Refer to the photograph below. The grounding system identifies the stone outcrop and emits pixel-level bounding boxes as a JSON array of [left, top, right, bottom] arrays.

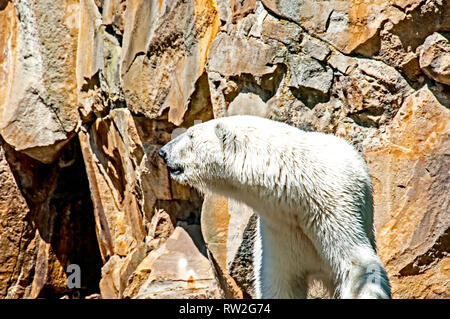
[[0, 0, 448, 299], [365, 88, 450, 298], [0, 0, 80, 164], [0, 138, 102, 298], [127, 227, 222, 299], [419, 32, 450, 85], [120, 0, 220, 125]]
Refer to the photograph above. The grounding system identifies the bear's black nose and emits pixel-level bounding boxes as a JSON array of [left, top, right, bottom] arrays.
[[158, 148, 167, 162]]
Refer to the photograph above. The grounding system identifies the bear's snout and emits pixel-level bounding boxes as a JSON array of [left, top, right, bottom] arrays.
[[158, 146, 184, 176]]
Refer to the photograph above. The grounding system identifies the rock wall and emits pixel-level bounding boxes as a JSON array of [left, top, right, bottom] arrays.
[[0, 0, 448, 298]]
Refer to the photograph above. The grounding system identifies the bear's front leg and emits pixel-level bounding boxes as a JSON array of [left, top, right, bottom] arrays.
[[253, 217, 308, 299]]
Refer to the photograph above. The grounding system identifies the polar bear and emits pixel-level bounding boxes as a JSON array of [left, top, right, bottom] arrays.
[[158, 115, 391, 299]]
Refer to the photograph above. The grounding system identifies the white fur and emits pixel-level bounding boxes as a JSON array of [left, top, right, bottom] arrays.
[[160, 115, 391, 299]]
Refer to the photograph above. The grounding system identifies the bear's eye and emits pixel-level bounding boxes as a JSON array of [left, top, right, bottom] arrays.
[[188, 132, 194, 139]]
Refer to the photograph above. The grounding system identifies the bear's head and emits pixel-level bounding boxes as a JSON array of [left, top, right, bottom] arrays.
[[158, 119, 236, 190]]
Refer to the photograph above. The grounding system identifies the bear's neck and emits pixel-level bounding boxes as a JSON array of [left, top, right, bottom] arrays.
[[205, 147, 310, 215]]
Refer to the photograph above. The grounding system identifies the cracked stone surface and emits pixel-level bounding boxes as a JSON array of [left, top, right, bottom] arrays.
[[0, 0, 448, 299]]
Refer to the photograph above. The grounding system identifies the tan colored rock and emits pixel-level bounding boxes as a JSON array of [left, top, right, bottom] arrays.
[[79, 109, 149, 260], [335, 58, 413, 127], [147, 209, 174, 240], [262, 0, 404, 54], [102, 0, 126, 34], [300, 35, 330, 61], [116, 243, 147, 298], [121, 209, 175, 299], [0, 1, 17, 112], [365, 87, 450, 299], [200, 194, 256, 298], [0, 0, 81, 164], [391, 258, 450, 299], [261, 14, 303, 47], [0, 139, 102, 299], [76, 0, 125, 122], [227, 92, 271, 117], [206, 30, 286, 117], [76, 0, 104, 120], [200, 194, 230, 269], [207, 33, 285, 77], [200, 194, 244, 298], [230, 0, 257, 23], [0, 145, 32, 298], [131, 227, 223, 299], [373, 1, 450, 80], [99, 243, 148, 299], [287, 54, 333, 95], [225, 202, 259, 298], [327, 51, 357, 75], [419, 32, 450, 85], [120, 0, 220, 125], [121, 245, 165, 299], [80, 109, 205, 297], [226, 201, 255, 272], [268, 96, 336, 134], [29, 238, 67, 298], [99, 255, 123, 299], [77, 0, 103, 93], [260, 0, 450, 82]]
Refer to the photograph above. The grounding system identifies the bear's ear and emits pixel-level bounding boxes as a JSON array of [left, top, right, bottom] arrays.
[[214, 122, 234, 145]]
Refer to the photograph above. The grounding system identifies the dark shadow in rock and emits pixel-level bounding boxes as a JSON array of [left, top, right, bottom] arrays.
[[229, 213, 258, 298], [88, 118, 126, 203], [290, 86, 331, 109], [428, 82, 450, 109], [0, 0, 8, 10], [349, 107, 384, 128], [155, 189, 206, 257], [182, 72, 215, 128], [228, 63, 287, 103], [399, 228, 450, 276], [1, 138, 103, 298]]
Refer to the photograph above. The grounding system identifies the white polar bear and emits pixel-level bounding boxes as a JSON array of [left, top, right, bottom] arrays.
[[158, 115, 391, 299]]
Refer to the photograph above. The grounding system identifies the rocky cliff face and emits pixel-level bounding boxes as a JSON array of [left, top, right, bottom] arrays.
[[0, 0, 448, 299]]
